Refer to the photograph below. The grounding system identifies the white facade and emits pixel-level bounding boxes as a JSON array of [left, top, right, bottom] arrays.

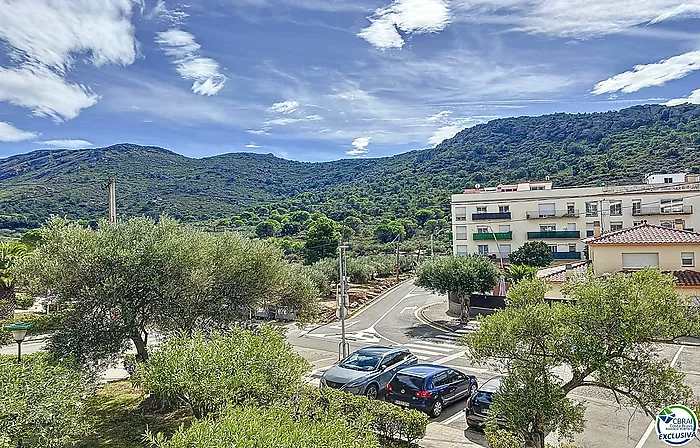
[[645, 173, 687, 184], [451, 177, 700, 263]]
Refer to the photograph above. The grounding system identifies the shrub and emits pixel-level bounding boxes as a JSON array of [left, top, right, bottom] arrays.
[[485, 427, 525, 448], [0, 353, 95, 448], [135, 327, 310, 419], [146, 404, 378, 448], [0, 311, 70, 345], [13, 293, 35, 309]]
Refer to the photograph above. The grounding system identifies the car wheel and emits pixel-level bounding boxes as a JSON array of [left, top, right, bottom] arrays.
[[365, 384, 379, 400], [469, 382, 477, 396], [431, 398, 444, 418]]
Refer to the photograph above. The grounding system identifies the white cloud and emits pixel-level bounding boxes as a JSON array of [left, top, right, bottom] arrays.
[[429, 125, 462, 146], [264, 117, 304, 126], [148, 0, 188, 24], [426, 110, 453, 122], [305, 114, 323, 121], [346, 136, 371, 155], [245, 143, 261, 148], [0, 0, 140, 71], [0, 64, 99, 121], [247, 129, 271, 135], [358, 0, 451, 50], [666, 89, 700, 106], [592, 51, 700, 95], [0, 122, 38, 142], [156, 29, 227, 96], [450, 0, 700, 38], [36, 139, 93, 148], [268, 100, 300, 114]]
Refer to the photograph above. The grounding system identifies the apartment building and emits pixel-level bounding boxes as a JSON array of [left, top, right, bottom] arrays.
[[451, 173, 700, 262]]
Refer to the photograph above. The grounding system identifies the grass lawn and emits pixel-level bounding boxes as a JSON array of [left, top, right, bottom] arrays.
[[76, 381, 193, 448]]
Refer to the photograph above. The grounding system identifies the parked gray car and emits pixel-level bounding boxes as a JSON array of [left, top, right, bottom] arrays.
[[320, 346, 418, 399]]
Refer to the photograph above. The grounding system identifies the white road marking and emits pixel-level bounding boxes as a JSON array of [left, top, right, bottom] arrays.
[[404, 346, 451, 356], [442, 410, 467, 425], [433, 334, 461, 342], [434, 351, 467, 365], [369, 285, 418, 330], [408, 340, 462, 350], [400, 306, 418, 314], [404, 343, 453, 353], [635, 345, 684, 448], [416, 354, 431, 361], [329, 321, 359, 330], [455, 329, 472, 334]]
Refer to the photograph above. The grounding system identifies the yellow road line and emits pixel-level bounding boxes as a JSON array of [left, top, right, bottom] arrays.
[[414, 302, 455, 333]]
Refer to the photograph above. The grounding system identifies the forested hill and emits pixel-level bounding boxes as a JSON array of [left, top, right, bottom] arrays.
[[1, 103, 699, 230]]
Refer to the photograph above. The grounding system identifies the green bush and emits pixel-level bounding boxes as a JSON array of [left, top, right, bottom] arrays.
[[146, 404, 377, 448], [0, 311, 70, 345], [0, 353, 95, 448], [13, 293, 35, 309], [485, 427, 525, 448], [135, 327, 311, 419]]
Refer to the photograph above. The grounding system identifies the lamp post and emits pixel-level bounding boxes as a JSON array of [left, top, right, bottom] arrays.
[[3, 322, 32, 362]]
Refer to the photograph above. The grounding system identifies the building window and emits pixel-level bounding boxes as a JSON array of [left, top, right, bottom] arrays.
[[633, 221, 642, 226], [586, 222, 595, 237], [566, 202, 575, 215], [664, 177, 673, 183], [476, 206, 487, 213], [456, 226, 468, 240], [498, 224, 511, 232], [632, 200, 641, 215], [499, 205, 510, 213], [499, 244, 512, 257], [548, 244, 558, 253], [477, 226, 490, 233], [568, 243, 577, 252], [682, 252, 695, 267], [531, 185, 545, 190], [567, 223, 576, 231], [540, 224, 556, 232], [622, 253, 659, 269], [609, 202, 622, 216], [478, 245, 489, 256], [610, 222, 623, 231], [660, 220, 674, 228], [454, 206, 467, 221], [661, 198, 684, 213], [456, 245, 468, 256], [538, 203, 556, 218], [585, 202, 598, 217]]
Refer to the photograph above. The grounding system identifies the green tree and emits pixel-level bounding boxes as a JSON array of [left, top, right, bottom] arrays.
[[290, 210, 310, 223], [136, 327, 311, 419], [0, 353, 94, 448], [0, 241, 29, 319], [508, 241, 552, 267], [466, 270, 698, 448], [305, 217, 340, 263], [373, 221, 406, 244], [281, 220, 303, 236], [423, 218, 449, 235], [338, 224, 355, 241], [416, 255, 500, 321], [255, 220, 281, 238], [343, 216, 363, 233], [415, 209, 434, 227], [504, 264, 538, 284]]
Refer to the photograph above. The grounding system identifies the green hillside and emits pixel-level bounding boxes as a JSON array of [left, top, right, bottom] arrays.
[[1, 103, 699, 230]]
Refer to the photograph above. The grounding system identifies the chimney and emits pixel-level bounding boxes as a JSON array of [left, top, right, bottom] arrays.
[[565, 263, 574, 279], [675, 219, 684, 230], [593, 221, 601, 237]]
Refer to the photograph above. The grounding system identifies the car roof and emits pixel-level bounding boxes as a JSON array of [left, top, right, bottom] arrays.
[[395, 364, 449, 378], [479, 376, 502, 393], [356, 346, 408, 356]]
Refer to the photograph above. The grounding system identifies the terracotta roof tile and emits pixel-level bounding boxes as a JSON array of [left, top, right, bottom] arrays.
[[537, 261, 589, 283], [673, 270, 700, 287], [583, 223, 700, 245]]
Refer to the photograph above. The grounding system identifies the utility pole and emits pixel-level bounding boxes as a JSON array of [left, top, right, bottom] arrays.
[[105, 177, 117, 223], [430, 233, 434, 259], [337, 244, 349, 360], [395, 236, 401, 284]]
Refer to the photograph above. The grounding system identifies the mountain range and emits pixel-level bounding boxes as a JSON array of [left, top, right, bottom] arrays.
[[1, 104, 699, 230]]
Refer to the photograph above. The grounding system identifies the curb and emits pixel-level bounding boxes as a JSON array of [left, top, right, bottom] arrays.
[[415, 302, 456, 334]]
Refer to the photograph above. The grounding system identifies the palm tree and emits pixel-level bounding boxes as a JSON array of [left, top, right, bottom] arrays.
[[505, 264, 538, 285], [0, 241, 28, 319]]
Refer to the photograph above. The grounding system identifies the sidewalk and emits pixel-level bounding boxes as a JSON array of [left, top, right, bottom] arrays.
[[419, 300, 481, 333], [420, 423, 486, 448]]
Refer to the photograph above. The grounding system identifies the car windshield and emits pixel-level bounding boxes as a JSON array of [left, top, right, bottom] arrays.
[[340, 352, 381, 371]]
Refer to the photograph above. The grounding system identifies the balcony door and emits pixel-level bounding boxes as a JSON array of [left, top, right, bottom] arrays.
[[538, 203, 556, 218]]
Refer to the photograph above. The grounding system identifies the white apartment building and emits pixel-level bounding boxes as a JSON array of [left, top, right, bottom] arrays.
[[451, 174, 700, 263]]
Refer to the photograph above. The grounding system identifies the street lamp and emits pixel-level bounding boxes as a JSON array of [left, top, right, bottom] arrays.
[[3, 322, 32, 362]]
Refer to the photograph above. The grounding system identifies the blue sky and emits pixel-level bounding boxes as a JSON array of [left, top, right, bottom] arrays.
[[0, 0, 699, 161]]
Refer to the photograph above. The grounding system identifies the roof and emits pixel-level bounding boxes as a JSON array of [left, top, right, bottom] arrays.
[[356, 346, 398, 356], [478, 376, 502, 393], [537, 261, 589, 283], [583, 223, 700, 245], [672, 270, 700, 287], [396, 364, 449, 378]]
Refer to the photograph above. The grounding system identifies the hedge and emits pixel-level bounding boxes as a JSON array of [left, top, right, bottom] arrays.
[[0, 311, 70, 345]]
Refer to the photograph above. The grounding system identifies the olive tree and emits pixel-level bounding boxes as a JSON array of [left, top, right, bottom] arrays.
[[508, 241, 552, 268], [416, 255, 500, 321], [0, 241, 29, 319], [465, 269, 698, 448]]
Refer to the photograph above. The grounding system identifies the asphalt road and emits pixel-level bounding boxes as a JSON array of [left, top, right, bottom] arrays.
[[287, 281, 700, 448]]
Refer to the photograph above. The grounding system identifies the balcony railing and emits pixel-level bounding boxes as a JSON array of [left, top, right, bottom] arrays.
[[528, 230, 581, 239], [632, 205, 693, 216], [473, 231, 513, 241], [551, 251, 582, 260], [526, 209, 580, 219], [472, 212, 511, 220]]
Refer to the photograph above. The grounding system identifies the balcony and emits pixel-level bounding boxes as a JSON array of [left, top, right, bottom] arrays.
[[632, 205, 693, 216], [527, 230, 581, 239], [472, 212, 511, 220], [526, 209, 580, 219], [473, 231, 513, 241], [551, 251, 582, 260]]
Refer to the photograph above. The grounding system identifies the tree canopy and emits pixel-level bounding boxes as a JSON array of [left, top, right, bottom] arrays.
[[508, 241, 552, 267], [465, 269, 699, 447]]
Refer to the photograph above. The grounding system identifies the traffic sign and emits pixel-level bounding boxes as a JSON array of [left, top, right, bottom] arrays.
[[336, 307, 348, 319]]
